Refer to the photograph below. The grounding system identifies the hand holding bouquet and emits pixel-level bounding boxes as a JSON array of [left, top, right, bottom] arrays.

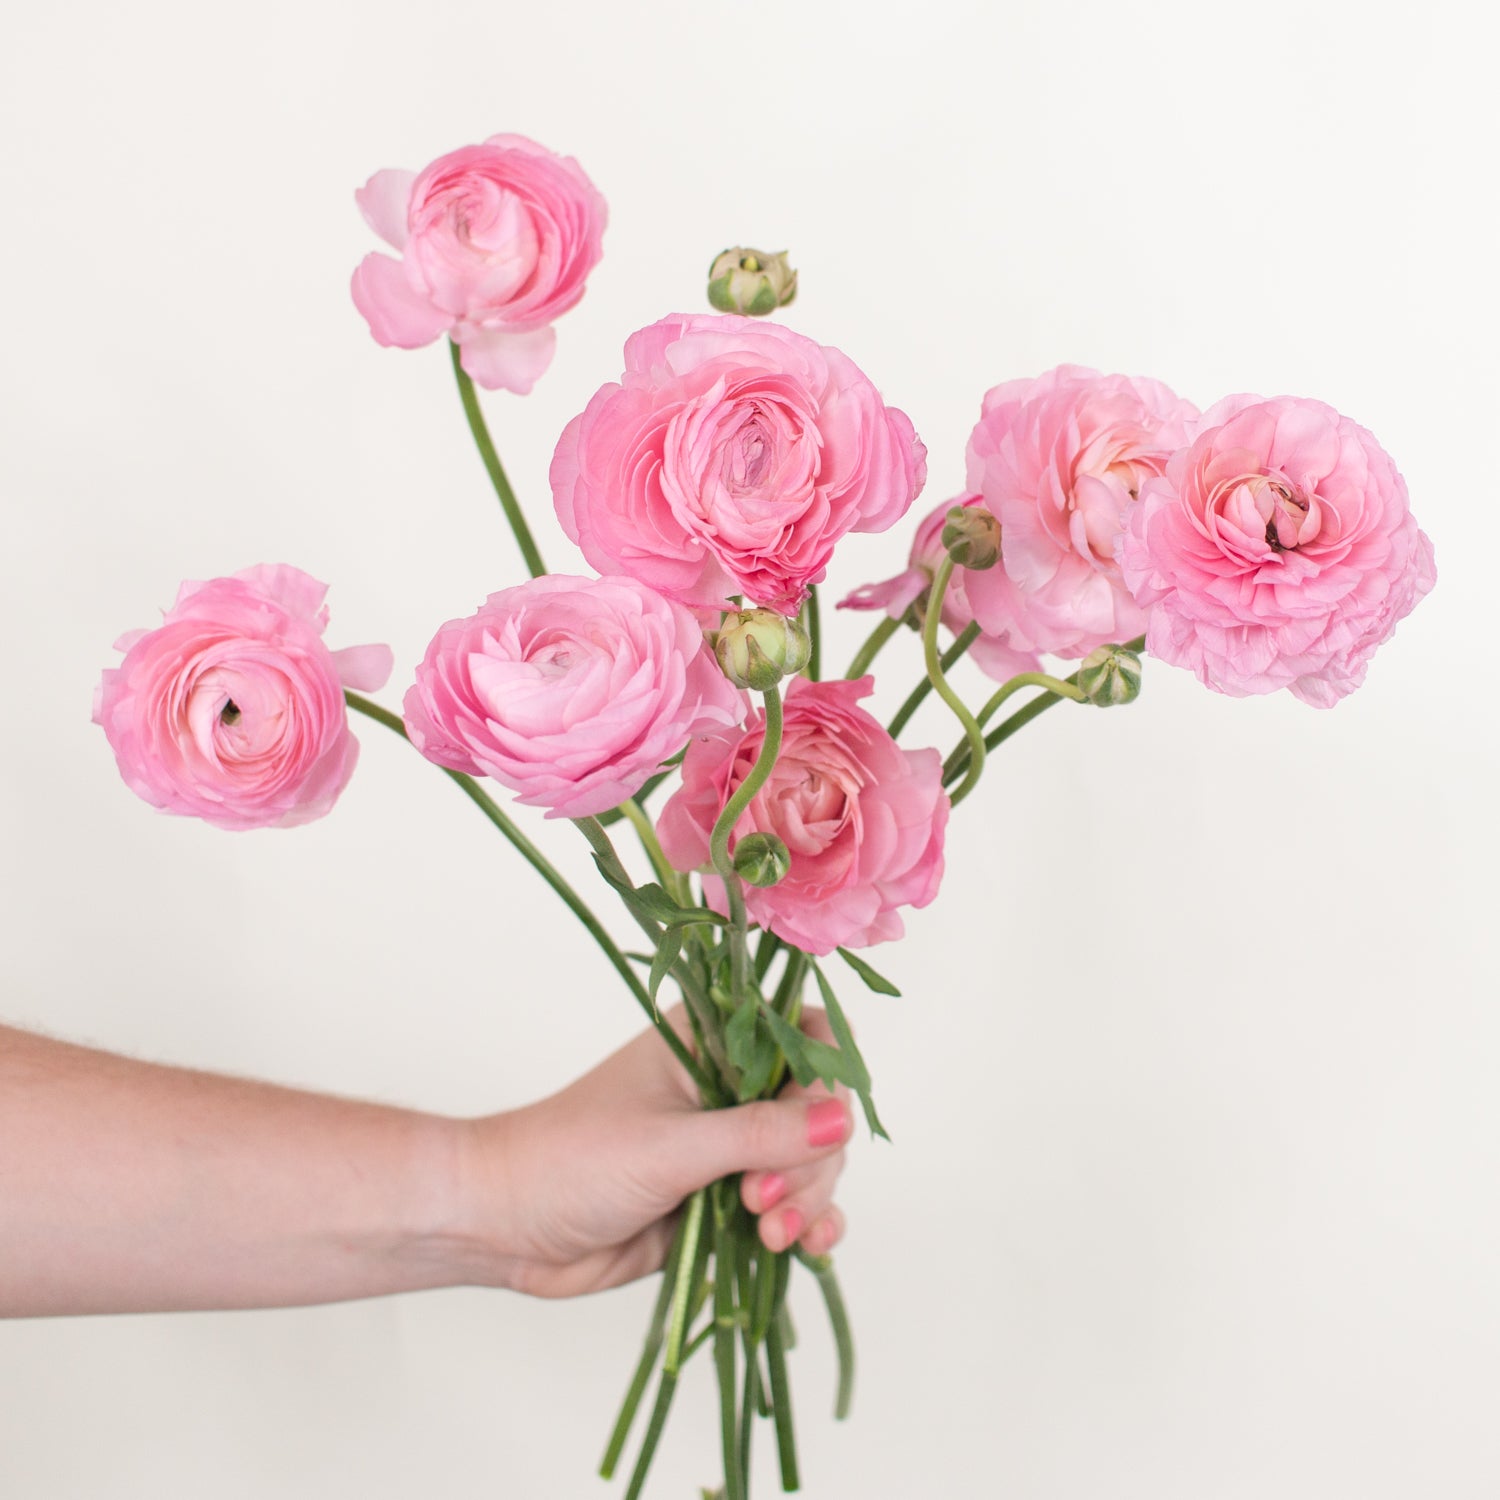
[[96, 131, 1434, 1498]]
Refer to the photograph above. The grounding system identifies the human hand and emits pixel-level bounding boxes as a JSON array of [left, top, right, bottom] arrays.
[[445, 1008, 852, 1298]]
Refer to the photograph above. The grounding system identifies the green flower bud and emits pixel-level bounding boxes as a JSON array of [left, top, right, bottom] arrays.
[[713, 608, 811, 690], [707, 248, 797, 317], [733, 832, 791, 888], [940, 504, 1001, 571], [1077, 644, 1143, 706]]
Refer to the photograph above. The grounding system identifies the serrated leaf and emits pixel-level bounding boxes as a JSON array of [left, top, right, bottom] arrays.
[[811, 964, 889, 1140], [836, 946, 901, 996], [648, 926, 684, 1007]]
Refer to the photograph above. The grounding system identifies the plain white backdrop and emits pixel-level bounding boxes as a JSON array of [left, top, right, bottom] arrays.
[[2, 1, 1496, 1495]]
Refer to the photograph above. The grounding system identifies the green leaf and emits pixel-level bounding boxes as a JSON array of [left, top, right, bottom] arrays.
[[725, 996, 760, 1072], [589, 856, 724, 928], [836, 946, 901, 996], [756, 1001, 863, 1095], [648, 926, 684, 1007], [811, 964, 889, 1140]]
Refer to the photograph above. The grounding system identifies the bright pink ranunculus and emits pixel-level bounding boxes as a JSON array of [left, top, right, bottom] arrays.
[[656, 677, 948, 954], [402, 575, 744, 819], [838, 492, 1044, 682], [965, 364, 1198, 657], [1120, 395, 1435, 706], [94, 565, 393, 831], [551, 313, 927, 615], [351, 134, 606, 394]]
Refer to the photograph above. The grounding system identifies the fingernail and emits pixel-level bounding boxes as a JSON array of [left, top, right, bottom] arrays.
[[758, 1173, 787, 1210], [806, 1098, 848, 1148], [778, 1207, 804, 1247]]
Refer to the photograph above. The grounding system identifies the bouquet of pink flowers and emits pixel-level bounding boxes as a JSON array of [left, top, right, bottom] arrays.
[[94, 132, 1435, 1499]]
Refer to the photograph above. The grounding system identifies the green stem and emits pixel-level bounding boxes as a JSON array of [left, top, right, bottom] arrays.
[[600, 1212, 687, 1479], [844, 614, 901, 680], [765, 1254, 800, 1489], [709, 687, 785, 878], [622, 1369, 679, 1500], [344, 692, 716, 1101], [713, 1187, 745, 1500], [944, 633, 1147, 787], [802, 585, 822, 681], [888, 621, 980, 739], [596, 757, 683, 828], [976, 671, 1087, 728], [617, 797, 683, 899], [922, 559, 987, 808], [795, 1249, 855, 1420], [449, 339, 546, 578], [665, 1190, 709, 1374]]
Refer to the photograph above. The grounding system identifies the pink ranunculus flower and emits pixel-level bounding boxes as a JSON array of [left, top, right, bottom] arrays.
[[838, 492, 1044, 682], [1120, 395, 1436, 706], [965, 364, 1199, 657], [402, 574, 744, 820], [94, 565, 394, 831], [351, 134, 606, 394], [551, 313, 927, 615], [656, 677, 948, 954]]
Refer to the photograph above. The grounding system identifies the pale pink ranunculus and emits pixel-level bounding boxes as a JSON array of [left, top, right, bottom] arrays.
[[94, 565, 393, 831], [551, 313, 927, 615], [402, 574, 744, 819], [351, 134, 606, 394], [965, 364, 1199, 657], [838, 492, 1044, 682], [1120, 395, 1436, 706], [656, 677, 948, 954]]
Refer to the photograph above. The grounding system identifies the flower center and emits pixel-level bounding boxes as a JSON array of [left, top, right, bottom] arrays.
[[219, 698, 241, 725], [1261, 479, 1311, 553]]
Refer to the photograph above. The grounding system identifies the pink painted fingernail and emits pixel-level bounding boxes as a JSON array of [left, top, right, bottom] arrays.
[[779, 1207, 804, 1247], [807, 1098, 848, 1148], [758, 1173, 787, 1210]]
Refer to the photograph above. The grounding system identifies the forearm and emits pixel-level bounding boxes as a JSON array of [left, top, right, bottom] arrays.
[[0, 1024, 472, 1317]]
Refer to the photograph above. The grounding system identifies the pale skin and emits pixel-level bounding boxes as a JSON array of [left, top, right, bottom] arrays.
[[0, 1009, 849, 1317]]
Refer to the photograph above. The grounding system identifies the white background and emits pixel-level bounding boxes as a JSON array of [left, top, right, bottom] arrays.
[[3, 2, 1496, 1496]]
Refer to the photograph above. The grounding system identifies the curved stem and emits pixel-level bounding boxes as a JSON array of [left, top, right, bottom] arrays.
[[344, 692, 716, 1101], [888, 621, 980, 739], [449, 339, 546, 578], [795, 1249, 854, 1420], [709, 688, 785, 878], [976, 671, 1088, 727], [922, 558, 987, 808], [845, 613, 901, 680], [943, 633, 1147, 786]]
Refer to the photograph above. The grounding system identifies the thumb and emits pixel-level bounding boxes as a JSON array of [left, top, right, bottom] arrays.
[[659, 1091, 852, 1200]]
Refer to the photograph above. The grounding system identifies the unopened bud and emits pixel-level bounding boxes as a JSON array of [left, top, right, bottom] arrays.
[[1077, 644, 1143, 706], [940, 504, 1001, 570], [713, 608, 811, 690], [707, 248, 797, 317], [733, 832, 791, 888]]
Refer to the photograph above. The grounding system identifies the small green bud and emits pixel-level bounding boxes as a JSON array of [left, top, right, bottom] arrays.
[[707, 247, 797, 317], [940, 504, 1001, 571], [1077, 644, 1143, 706], [713, 608, 811, 690], [733, 832, 791, 888]]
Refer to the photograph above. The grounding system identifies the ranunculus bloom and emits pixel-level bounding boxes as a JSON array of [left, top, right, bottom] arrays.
[[551, 313, 927, 615], [95, 565, 393, 831], [838, 492, 1044, 682], [351, 134, 606, 394], [656, 677, 948, 954], [965, 364, 1198, 657], [1120, 395, 1436, 706], [402, 574, 744, 819]]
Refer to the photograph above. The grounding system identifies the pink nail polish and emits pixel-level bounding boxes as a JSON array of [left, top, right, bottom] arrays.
[[806, 1098, 848, 1148], [758, 1173, 787, 1210], [779, 1207, 804, 1246]]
